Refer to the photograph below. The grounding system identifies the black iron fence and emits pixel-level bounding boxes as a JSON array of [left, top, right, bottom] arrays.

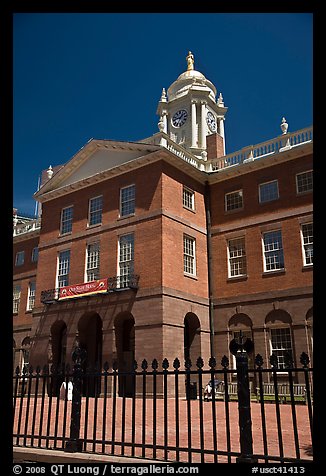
[[13, 344, 313, 464]]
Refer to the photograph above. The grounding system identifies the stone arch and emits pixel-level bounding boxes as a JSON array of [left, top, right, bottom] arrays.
[[114, 312, 135, 397], [184, 312, 201, 364], [78, 312, 103, 396], [228, 313, 255, 368], [265, 309, 292, 326]]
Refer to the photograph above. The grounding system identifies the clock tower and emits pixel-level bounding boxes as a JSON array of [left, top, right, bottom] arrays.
[[156, 52, 228, 159]]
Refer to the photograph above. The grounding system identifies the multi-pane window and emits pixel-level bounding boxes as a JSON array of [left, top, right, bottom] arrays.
[[60, 206, 73, 235], [31, 247, 39, 263], [183, 187, 195, 210], [270, 328, 293, 369], [259, 180, 279, 203], [263, 230, 284, 272], [13, 285, 21, 313], [120, 185, 135, 217], [89, 196, 103, 226], [296, 170, 313, 194], [228, 237, 247, 277], [225, 190, 243, 211], [118, 234, 134, 288], [86, 242, 100, 282], [183, 235, 196, 276], [301, 223, 313, 266], [27, 281, 36, 311], [15, 251, 25, 266], [57, 250, 70, 288]]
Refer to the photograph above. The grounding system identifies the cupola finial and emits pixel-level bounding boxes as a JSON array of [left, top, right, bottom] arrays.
[[186, 51, 194, 71]]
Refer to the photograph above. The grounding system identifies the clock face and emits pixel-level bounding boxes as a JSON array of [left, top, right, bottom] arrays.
[[172, 109, 188, 127], [206, 111, 217, 132]]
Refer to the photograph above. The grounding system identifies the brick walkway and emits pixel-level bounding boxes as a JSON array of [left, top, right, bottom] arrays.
[[13, 396, 313, 464]]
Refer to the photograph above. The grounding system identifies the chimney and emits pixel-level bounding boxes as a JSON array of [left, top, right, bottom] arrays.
[[206, 133, 225, 160]]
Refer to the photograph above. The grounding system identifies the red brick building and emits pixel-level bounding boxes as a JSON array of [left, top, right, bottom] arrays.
[[13, 54, 313, 393]]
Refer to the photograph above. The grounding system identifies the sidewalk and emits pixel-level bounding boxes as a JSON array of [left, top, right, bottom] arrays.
[[13, 447, 167, 464]]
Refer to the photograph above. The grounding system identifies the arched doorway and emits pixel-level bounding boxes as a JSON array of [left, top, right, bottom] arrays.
[[78, 312, 103, 397], [114, 312, 135, 397], [184, 313, 201, 364], [50, 320, 67, 396]]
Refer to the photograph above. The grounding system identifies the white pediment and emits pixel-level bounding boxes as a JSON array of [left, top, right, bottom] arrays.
[[59, 147, 150, 188], [35, 140, 161, 199]]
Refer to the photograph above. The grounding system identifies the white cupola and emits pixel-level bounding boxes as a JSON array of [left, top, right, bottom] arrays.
[[157, 52, 228, 159]]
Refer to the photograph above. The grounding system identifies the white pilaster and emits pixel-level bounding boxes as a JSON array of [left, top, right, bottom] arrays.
[[191, 100, 197, 148], [200, 101, 207, 149], [219, 118, 226, 155]]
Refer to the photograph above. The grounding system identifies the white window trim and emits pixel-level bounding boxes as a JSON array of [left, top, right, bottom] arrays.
[[258, 180, 279, 204], [295, 170, 313, 195], [31, 247, 38, 263], [15, 251, 25, 266], [268, 326, 294, 372], [118, 233, 135, 287], [26, 281, 36, 311], [85, 241, 100, 282], [13, 285, 21, 314], [227, 236, 247, 278], [119, 184, 136, 218], [300, 222, 313, 267], [183, 234, 196, 277], [56, 249, 71, 288], [88, 195, 103, 227], [183, 186, 195, 211], [225, 189, 244, 212], [60, 205, 74, 235], [261, 229, 285, 273]]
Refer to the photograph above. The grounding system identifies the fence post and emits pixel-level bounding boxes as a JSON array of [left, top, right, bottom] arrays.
[[65, 345, 87, 453], [230, 333, 258, 463]]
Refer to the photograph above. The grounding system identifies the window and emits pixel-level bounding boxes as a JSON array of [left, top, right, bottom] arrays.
[[270, 328, 293, 370], [183, 187, 195, 211], [296, 170, 313, 194], [13, 285, 21, 313], [31, 247, 39, 263], [60, 206, 73, 235], [259, 180, 279, 203], [15, 251, 25, 266], [86, 242, 100, 282], [88, 196, 103, 226], [263, 230, 284, 272], [57, 250, 70, 288], [225, 190, 243, 211], [120, 185, 135, 217], [301, 222, 313, 266], [184, 235, 196, 276], [27, 281, 36, 311], [228, 237, 247, 277], [118, 234, 134, 288]]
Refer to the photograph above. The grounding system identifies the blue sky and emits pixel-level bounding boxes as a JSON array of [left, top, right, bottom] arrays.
[[13, 13, 313, 216]]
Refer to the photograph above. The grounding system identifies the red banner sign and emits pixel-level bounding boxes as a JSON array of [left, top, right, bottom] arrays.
[[59, 278, 108, 300]]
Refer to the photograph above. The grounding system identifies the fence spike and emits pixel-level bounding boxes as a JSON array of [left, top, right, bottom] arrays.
[[185, 357, 192, 370], [112, 360, 118, 371], [151, 358, 159, 370], [36, 365, 41, 374], [300, 352, 310, 368], [103, 361, 109, 372], [29, 365, 34, 374], [15, 366, 20, 376], [162, 358, 169, 370], [141, 359, 148, 371], [173, 357, 181, 370], [284, 352, 294, 369], [221, 355, 229, 368], [196, 356, 204, 369], [255, 354, 264, 368], [208, 356, 216, 369]]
